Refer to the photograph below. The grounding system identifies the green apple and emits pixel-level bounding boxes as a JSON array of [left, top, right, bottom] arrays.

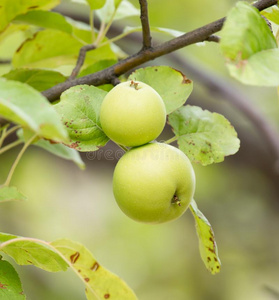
[[100, 80, 166, 147], [113, 142, 196, 224]]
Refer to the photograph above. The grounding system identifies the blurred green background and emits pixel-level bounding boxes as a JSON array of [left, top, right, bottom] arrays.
[[1, 0, 279, 299]]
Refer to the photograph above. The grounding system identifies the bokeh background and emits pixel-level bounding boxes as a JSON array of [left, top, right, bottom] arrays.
[[1, 0, 279, 299]]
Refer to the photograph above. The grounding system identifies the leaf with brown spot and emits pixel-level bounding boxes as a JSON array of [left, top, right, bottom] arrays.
[[128, 66, 193, 114], [51, 239, 138, 300], [0, 260, 26, 299], [168, 105, 240, 165], [70, 252, 80, 264], [91, 262, 100, 271], [0, 0, 60, 32], [55, 85, 109, 152], [190, 200, 221, 275]]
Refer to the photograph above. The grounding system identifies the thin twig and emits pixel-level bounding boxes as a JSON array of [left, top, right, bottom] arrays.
[[68, 44, 96, 80], [139, 0, 152, 49], [0, 140, 22, 155], [164, 136, 178, 145], [42, 0, 277, 101], [0, 126, 7, 148], [0, 59, 11, 64], [4, 135, 37, 187]]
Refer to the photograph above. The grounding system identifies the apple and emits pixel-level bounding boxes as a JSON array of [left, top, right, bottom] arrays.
[[113, 142, 196, 224], [100, 80, 166, 147]]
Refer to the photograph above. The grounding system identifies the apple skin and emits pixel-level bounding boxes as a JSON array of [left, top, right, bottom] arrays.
[[113, 142, 196, 224], [100, 81, 166, 147]]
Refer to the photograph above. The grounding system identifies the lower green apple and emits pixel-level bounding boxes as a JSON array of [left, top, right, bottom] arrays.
[[113, 142, 196, 224]]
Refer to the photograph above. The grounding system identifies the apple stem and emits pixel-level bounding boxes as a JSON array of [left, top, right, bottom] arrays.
[[172, 195, 181, 206], [117, 143, 129, 152], [164, 136, 178, 145], [130, 80, 140, 90]]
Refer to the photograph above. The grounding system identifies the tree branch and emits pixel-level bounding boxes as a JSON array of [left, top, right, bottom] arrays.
[[139, 0, 152, 49], [42, 0, 277, 102], [68, 44, 96, 80]]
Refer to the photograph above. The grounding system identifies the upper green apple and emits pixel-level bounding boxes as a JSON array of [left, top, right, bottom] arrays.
[[100, 80, 166, 147], [113, 142, 196, 224]]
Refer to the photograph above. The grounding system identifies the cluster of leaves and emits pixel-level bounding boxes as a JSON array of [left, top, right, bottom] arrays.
[[0, 0, 278, 298]]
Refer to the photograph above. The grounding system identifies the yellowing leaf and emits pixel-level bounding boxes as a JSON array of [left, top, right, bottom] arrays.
[[0, 186, 27, 203], [190, 200, 221, 275], [0, 0, 60, 32], [12, 29, 116, 74], [12, 29, 84, 69], [51, 239, 138, 300], [0, 233, 68, 272]]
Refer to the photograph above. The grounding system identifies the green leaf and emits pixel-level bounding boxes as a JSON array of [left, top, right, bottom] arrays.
[[220, 2, 276, 61], [14, 10, 73, 34], [0, 186, 27, 203], [262, 7, 279, 25], [0, 24, 33, 65], [0, 260, 26, 299], [3, 68, 66, 92], [168, 105, 240, 166], [0, 78, 68, 143], [227, 48, 279, 86], [114, 0, 139, 21], [51, 238, 138, 300], [12, 29, 83, 69], [220, 2, 279, 86], [66, 18, 92, 43], [96, 0, 116, 23], [12, 29, 116, 74], [0, 24, 30, 45], [34, 140, 86, 169], [0, 233, 68, 272], [0, 0, 60, 32], [54, 85, 109, 152], [96, 0, 139, 23], [86, 0, 106, 10], [128, 66, 193, 114], [190, 200, 221, 275]]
